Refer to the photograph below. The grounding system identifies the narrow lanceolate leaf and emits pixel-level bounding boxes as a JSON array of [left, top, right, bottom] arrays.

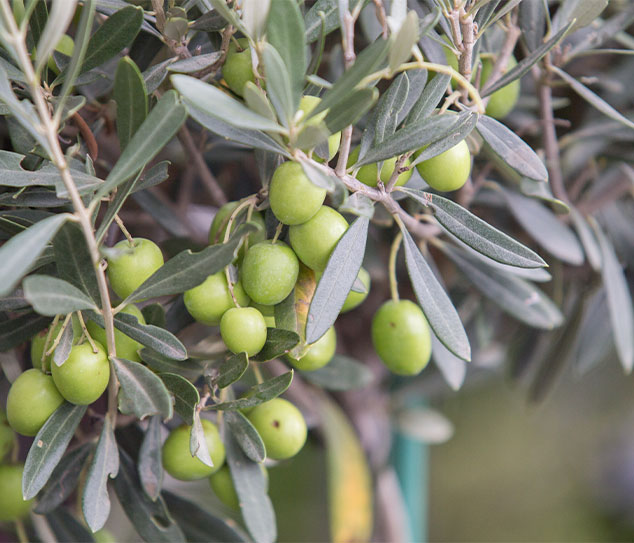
[[409, 112, 477, 165], [389, 10, 419, 73], [167, 52, 222, 73], [593, 221, 634, 372], [112, 357, 173, 420], [500, 188, 584, 266], [251, 328, 301, 362], [304, 0, 365, 42], [400, 228, 471, 362], [95, 90, 186, 200], [357, 113, 460, 166], [299, 158, 336, 191], [54, 222, 100, 302], [226, 432, 276, 543], [311, 38, 389, 118], [114, 57, 148, 150], [477, 115, 548, 182], [482, 22, 573, 97], [306, 217, 369, 344], [301, 355, 373, 391], [82, 415, 120, 532], [0, 313, 50, 351], [404, 73, 451, 126], [138, 415, 163, 501], [401, 188, 547, 268], [113, 450, 185, 543], [164, 491, 250, 543], [319, 394, 372, 543], [160, 373, 199, 425], [190, 411, 213, 467], [33, 443, 93, 514], [0, 213, 70, 297], [23, 275, 97, 316], [52, 321, 74, 367], [113, 313, 187, 361], [225, 411, 266, 463], [81, 5, 143, 73], [46, 508, 97, 543], [570, 207, 601, 271], [211, 372, 294, 411], [23, 403, 87, 499], [267, 0, 306, 108], [552, 66, 634, 131], [261, 43, 295, 127], [430, 332, 466, 391], [324, 87, 378, 134], [171, 75, 286, 133], [443, 244, 564, 329], [125, 225, 255, 302], [211, 352, 250, 389]]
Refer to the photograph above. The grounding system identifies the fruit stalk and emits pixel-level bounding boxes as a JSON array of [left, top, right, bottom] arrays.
[[0, 1, 119, 416]]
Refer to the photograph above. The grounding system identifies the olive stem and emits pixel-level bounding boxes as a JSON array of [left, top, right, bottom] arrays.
[[113, 214, 134, 245], [15, 519, 28, 543], [0, 1, 119, 420], [77, 311, 99, 354], [271, 222, 283, 244], [388, 231, 403, 303]]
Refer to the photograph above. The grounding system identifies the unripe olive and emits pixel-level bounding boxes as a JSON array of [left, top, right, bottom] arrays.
[[348, 146, 413, 188], [208, 201, 266, 247], [162, 420, 225, 480], [371, 300, 432, 375], [415, 139, 471, 192], [107, 237, 164, 300], [86, 304, 145, 362], [220, 307, 267, 356], [222, 38, 255, 97], [289, 206, 348, 272], [287, 326, 336, 371], [51, 342, 110, 405], [0, 410, 15, 463], [297, 95, 342, 160], [480, 55, 520, 119], [341, 267, 371, 313], [246, 398, 307, 460], [184, 272, 250, 326], [241, 241, 299, 305], [7, 369, 64, 436], [0, 464, 33, 521], [268, 161, 326, 225], [209, 465, 239, 510]]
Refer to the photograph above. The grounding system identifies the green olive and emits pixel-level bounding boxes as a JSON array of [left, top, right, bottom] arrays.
[[246, 398, 307, 460], [86, 304, 145, 362], [415, 139, 471, 192], [209, 465, 239, 510], [341, 267, 371, 313], [47, 34, 74, 74], [241, 241, 299, 305], [297, 95, 341, 160], [268, 161, 326, 225], [0, 464, 33, 521], [0, 409, 15, 463], [287, 326, 336, 371], [51, 342, 110, 405], [371, 300, 432, 375], [208, 201, 266, 247], [348, 146, 413, 188], [250, 302, 276, 327], [162, 420, 225, 480], [184, 272, 250, 326], [289, 206, 348, 272], [220, 307, 267, 356], [480, 55, 520, 119], [7, 369, 64, 436], [222, 38, 255, 97], [107, 237, 164, 300]]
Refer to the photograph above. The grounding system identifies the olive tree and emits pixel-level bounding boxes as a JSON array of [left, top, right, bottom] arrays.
[[0, 0, 632, 542]]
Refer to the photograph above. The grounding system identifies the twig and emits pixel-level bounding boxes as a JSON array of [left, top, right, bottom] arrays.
[[72, 111, 98, 161], [371, 0, 389, 39], [178, 125, 228, 206], [537, 54, 568, 202]]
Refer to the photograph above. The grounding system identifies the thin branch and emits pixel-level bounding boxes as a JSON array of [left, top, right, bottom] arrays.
[[178, 125, 228, 206]]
